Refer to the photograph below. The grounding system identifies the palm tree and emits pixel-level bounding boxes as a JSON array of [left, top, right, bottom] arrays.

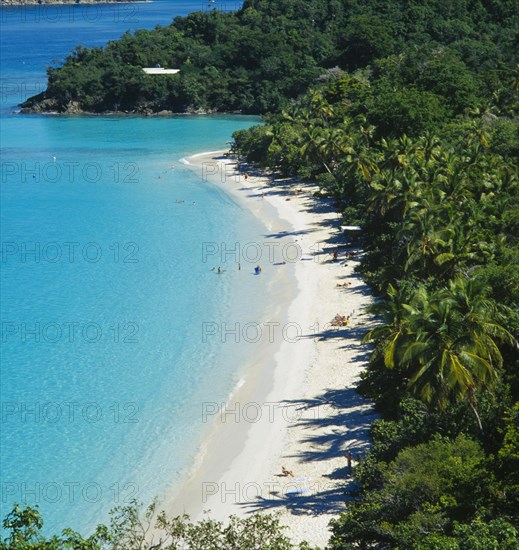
[[399, 205, 453, 277], [318, 126, 350, 172], [362, 283, 414, 369], [364, 280, 514, 430], [307, 89, 335, 126], [300, 126, 332, 173]]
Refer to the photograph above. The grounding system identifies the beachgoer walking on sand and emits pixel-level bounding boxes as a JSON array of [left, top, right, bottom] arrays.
[[244, 173, 249, 180], [238, 262, 241, 270]]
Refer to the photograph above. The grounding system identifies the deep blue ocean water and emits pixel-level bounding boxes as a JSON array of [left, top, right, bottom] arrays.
[[0, 0, 270, 535]]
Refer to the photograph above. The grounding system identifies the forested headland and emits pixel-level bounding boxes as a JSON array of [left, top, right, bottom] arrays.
[[21, 0, 518, 115], [8, 0, 519, 548]]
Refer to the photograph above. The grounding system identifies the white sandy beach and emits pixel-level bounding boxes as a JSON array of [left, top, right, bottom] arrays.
[[163, 152, 377, 548]]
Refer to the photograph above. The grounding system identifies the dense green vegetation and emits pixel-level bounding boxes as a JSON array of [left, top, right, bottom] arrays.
[[232, 81, 518, 546], [23, 0, 518, 114], [230, 1, 518, 546], [0, 501, 305, 549], [10, 0, 519, 548]]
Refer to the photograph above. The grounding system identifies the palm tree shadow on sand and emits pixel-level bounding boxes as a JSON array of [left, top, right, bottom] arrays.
[[217, 157, 378, 517], [236, 386, 376, 517]]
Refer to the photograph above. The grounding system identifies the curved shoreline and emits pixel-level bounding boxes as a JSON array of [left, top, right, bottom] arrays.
[[16, 109, 245, 117], [160, 150, 298, 516], [162, 151, 377, 548]]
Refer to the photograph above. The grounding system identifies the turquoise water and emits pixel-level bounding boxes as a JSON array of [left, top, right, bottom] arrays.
[[0, 0, 242, 118], [0, 1, 270, 536]]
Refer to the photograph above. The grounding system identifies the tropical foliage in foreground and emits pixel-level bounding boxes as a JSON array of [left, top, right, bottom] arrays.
[[1, 502, 305, 549]]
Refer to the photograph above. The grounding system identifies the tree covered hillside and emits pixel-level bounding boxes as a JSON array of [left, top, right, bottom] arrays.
[[228, 1, 518, 546], [22, 0, 518, 114]]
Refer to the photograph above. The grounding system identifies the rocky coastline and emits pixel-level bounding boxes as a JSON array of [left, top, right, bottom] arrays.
[[19, 94, 231, 116]]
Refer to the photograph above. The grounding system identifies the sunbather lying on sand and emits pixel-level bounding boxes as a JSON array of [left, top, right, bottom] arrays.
[[331, 314, 350, 327], [336, 282, 351, 288], [281, 466, 294, 477]]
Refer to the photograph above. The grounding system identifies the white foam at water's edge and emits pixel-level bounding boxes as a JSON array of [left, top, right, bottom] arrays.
[[180, 150, 230, 166], [188, 149, 227, 159], [226, 377, 246, 405]]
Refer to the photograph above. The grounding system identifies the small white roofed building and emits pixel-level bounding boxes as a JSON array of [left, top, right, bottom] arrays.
[[340, 225, 363, 233], [142, 68, 180, 75]]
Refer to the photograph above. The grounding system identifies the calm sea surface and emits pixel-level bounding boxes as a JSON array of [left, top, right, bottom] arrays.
[[0, 0, 271, 535]]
